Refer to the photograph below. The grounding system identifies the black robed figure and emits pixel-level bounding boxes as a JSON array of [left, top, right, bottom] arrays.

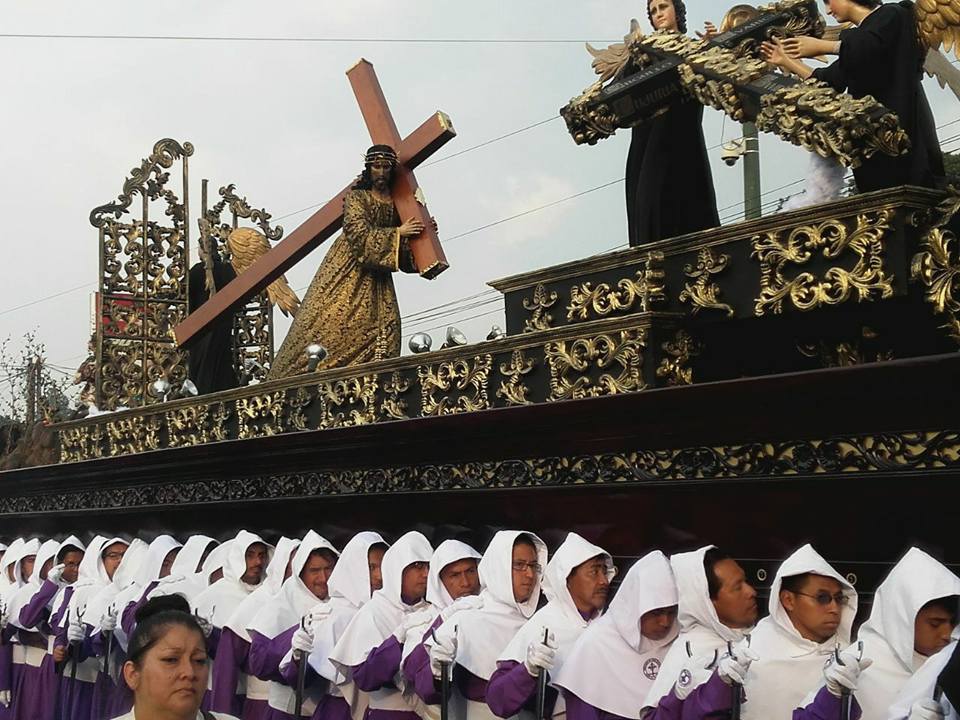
[[625, 0, 720, 247], [763, 0, 945, 193], [187, 239, 239, 395]]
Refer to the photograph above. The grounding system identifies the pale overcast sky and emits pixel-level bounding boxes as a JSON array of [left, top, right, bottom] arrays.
[[2, 1, 958, 389]]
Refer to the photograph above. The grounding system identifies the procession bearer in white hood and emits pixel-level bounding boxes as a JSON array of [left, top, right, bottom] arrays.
[[330, 531, 434, 720], [423, 530, 548, 720], [850, 548, 960, 720], [554, 550, 679, 720], [685, 543, 864, 719], [486, 532, 614, 720], [401, 539, 483, 720], [641, 546, 758, 720]]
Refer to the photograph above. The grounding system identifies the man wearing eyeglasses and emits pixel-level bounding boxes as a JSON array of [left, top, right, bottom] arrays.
[[424, 530, 549, 720], [487, 533, 614, 720], [722, 544, 864, 720]]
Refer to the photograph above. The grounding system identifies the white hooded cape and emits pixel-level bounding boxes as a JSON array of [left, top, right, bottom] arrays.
[[9, 537, 76, 631], [309, 531, 388, 682], [855, 548, 960, 720], [226, 536, 300, 643], [0, 539, 32, 607], [113, 534, 182, 651], [401, 539, 482, 662], [427, 530, 548, 682], [149, 534, 218, 603], [498, 531, 613, 716], [193, 531, 272, 628], [83, 538, 148, 634], [887, 639, 958, 720], [331, 531, 432, 714], [0, 539, 25, 597], [741, 544, 858, 720], [248, 531, 339, 716], [642, 546, 750, 711], [554, 550, 679, 720]]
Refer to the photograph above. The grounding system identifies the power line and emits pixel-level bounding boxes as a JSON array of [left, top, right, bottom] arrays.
[[0, 282, 94, 318], [422, 117, 562, 168], [0, 32, 613, 45]]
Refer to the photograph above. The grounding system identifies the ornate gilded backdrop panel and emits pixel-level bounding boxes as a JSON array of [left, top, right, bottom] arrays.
[[202, 183, 282, 382], [90, 139, 193, 410]]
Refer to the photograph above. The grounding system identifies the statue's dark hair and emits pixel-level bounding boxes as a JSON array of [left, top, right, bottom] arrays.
[[128, 594, 206, 667], [352, 144, 397, 191], [648, 0, 688, 34]]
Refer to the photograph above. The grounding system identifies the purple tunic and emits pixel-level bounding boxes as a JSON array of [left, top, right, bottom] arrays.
[[12, 580, 62, 720], [644, 687, 685, 720], [53, 590, 97, 720], [562, 690, 633, 720], [676, 672, 739, 720], [792, 686, 862, 720], [211, 628, 248, 717], [400, 621, 487, 707], [487, 660, 548, 719], [120, 580, 159, 638], [0, 628, 14, 720], [351, 636, 418, 720]]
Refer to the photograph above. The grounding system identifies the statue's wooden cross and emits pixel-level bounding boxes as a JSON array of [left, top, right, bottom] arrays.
[[174, 59, 455, 348]]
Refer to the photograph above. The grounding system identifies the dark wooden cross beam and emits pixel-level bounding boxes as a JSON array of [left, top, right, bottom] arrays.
[[174, 59, 455, 348]]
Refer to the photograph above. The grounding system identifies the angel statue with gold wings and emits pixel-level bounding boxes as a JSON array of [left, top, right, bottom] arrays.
[[761, 0, 959, 194]]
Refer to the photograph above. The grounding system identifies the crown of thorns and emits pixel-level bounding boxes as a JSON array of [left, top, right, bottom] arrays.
[[364, 147, 398, 164]]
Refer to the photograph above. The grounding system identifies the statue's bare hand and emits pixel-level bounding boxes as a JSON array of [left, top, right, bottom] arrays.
[[780, 36, 832, 59], [399, 218, 425, 238], [696, 22, 718, 40]]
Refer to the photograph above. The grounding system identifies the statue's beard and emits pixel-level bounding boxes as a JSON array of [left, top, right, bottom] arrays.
[[373, 177, 390, 192]]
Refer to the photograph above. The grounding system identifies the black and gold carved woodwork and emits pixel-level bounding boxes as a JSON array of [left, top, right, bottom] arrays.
[[912, 189, 960, 345], [523, 284, 559, 333], [418, 355, 493, 416], [656, 330, 701, 386], [318, 377, 380, 429], [752, 209, 895, 316], [567, 252, 666, 322], [497, 350, 537, 406], [382, 372, 413, 420], [679, 247, 734, 317], [545, 329, 647, 401], [16, 429, 960, 514]]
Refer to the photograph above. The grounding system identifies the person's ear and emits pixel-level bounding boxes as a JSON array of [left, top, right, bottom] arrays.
[[122, 661, 141, 691], [780, 591, 797, 613]]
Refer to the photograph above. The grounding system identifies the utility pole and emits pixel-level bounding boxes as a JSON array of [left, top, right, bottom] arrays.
[[742, 121, 762, 221]]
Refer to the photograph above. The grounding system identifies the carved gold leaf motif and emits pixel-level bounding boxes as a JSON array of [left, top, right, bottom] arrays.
[[752, 209, 895, 316], [679, 247, 734, 317], [567, 252, 666, 322], [522, 284, 559, 332], [545, 329, 647, 401], [497, 350, 536, 406], [419, 355, 493, 416]]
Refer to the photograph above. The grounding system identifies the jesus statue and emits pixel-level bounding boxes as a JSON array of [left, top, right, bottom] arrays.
[[269, 145, 428, 378]]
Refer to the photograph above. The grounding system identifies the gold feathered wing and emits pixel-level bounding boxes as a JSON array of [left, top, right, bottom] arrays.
[[227, 227, 301, 317], [916, 0, 960, 57], [586, 19, 644, 83], [924, 47, 960, 99]]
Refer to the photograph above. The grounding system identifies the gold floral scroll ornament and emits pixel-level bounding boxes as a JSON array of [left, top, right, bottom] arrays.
[[523, 284, 559, 332], [545, 329, 647, 401], [752, 209, 895, 316], [418, 355, 493, 416], [497, 350, 536, 406], [567, 252, 666, 322], [912, 189, 960, 344], [679, 247, 735, 317], [656, 330, 701, 386]]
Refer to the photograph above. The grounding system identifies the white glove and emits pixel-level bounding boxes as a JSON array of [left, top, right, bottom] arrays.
[[48, 564, 68, 587], [309, 603, 333, 625], [67, 622, 86, 644], [718, 644, 759, 686], [440, 594, 483, 621], [0, 690, 9, 707], [824, 648, 873, 698], [429, 629, 457, 679], [675, 652, 718, 700], [523, 631, 557, 677], [0, 604, 9, 629], [194, 614, 214, 638], [292, 623, 314, 655], [394, 608, 436, 644], [100, 609, 117, 634], [908, 699, 946, 720]]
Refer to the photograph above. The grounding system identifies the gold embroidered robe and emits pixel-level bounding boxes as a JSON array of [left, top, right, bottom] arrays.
[[269, 190, 416, 378]]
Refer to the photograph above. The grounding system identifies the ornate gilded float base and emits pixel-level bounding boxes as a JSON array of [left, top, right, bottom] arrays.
[[14, 430, 960, 514]]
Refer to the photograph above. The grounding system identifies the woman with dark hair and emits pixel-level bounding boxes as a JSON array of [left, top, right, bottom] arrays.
[[761, 0, 944, 193], [115, 594, 239, 720], [625, 0, 720, 246]]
